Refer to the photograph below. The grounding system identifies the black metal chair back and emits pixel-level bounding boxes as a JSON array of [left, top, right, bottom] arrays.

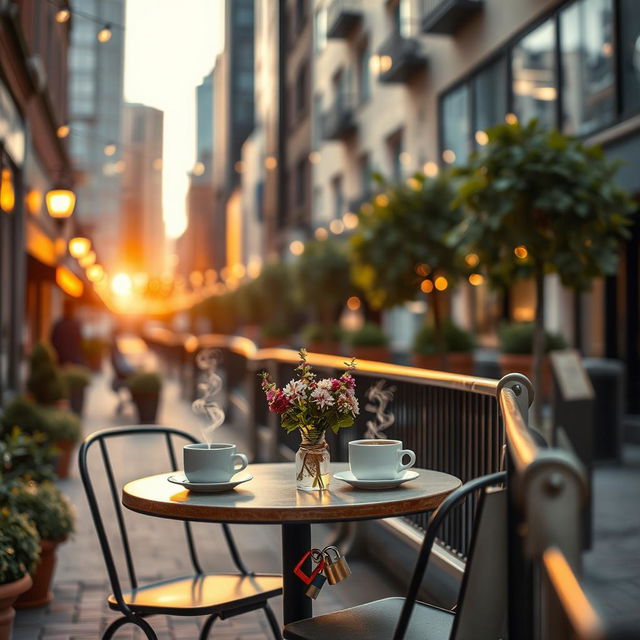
[[78, 425, 251, 616]]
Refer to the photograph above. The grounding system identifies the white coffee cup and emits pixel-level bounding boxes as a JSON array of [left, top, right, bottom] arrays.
[[183, 443, 248, 483], [348, 439, 416, 480]]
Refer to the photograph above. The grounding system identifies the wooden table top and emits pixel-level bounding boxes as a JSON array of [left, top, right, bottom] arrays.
[[122, 463, 461, 524]]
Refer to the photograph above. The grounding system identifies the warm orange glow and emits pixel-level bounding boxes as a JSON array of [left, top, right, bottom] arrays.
[[360, 202, 374, 216], [104, 143, 116, 156], [289, 240, 305, 256], [234, 160, 244, 173], [55, 238, 66, 256], [226, 191, 243, 275], [465, 253, 480, 267], [26, 222, 56, 266], [343, 212, 358, 229], [399, 151, 412, 166], [79, 251, 96, 267], [111, 273, 132, 296], [247, 259, 261, 278], [192, 161, 205, 176], [25, 189, 42, 215], [347, 296, 361, 311], [56, 267, 83, 298], [423, 161, 438, 177], [308, 151, 320, 164], [231, 263, 246, 279], [406, 177, 421, 191], [97, 25, 112, 42], [415, 264, 429, 277], [190, 270, 204, 287], [380, 55, 392, 72], [329, 219, 344, 235], [185, 335, 199, 353], [205, 268, 218, 283], [46, 188, 76, 218], [132, 272, 149, 290], [86, 264, 105, 282], [442, 149, 456, 164], [514, 245, 528, 259], [68, 237, 91, 258], [505, 113, 518, 125], [420, 279, 434, 294], [265, 156, 278, 170], [374, 194, 389, 207], [532, 86, 557, 101], [513, 306, 535, 322], [57, 124, 70, 138], [314, 227, 328, 240], [1, 169, 15, 212], [55, 8, 70, 23], [434, 276, 449, 291], [475, 130, 489, 146], [469, 273, 484, 286], [152, 157, 163, 171]]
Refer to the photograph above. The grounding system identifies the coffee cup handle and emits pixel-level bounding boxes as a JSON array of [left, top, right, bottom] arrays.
[[232, 453, 248, 473], [398, 449, 416, 472]]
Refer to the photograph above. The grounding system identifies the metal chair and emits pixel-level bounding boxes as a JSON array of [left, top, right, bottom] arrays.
[[78, 425, 283, 640], [284, 471, 507, 640]]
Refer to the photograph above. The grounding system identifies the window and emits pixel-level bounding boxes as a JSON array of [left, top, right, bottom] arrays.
[[512, 20, 557, 128], [441, 85, 470, 165], [358, 42, 371, 103], [620, 0, 640, 115], [387, 130, 403, 180], [332, 175, 344, 218], [473, 56, 507, 136], [314, 7, 327, 53], [560, 0, 615, 135]]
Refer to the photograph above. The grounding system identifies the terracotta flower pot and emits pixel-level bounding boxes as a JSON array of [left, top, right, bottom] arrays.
[[54, 439, 75, 479], [131, 391, 160, 424], [351, 346, 391, 362], [412, 352, 474, 376], [68, 386, 86, 416], [0, 574, 32, 639], [499, 353, 552, 397], [15, 540, 61, 609]]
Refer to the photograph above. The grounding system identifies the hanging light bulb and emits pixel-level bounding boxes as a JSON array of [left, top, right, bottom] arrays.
[[55, 8, 71, 23], [97, 24, 112, 43], [69, 237, 91, 258], [104, 143, 116, 156], [46, 187, 76, 218]]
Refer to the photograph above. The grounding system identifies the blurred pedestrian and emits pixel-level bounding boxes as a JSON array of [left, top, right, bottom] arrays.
[[51, 299, 85, 365]]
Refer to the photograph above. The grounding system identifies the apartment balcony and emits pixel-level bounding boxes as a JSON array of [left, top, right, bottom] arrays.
[[326, 0, 363, 39], [421, 0, 484, 35], [322, 98, 358, 141], [376, 32, 427, 84]]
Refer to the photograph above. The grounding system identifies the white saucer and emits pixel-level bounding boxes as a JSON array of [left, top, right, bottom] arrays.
[[167, 472, 253, 492], [332, 470, 419, 490]]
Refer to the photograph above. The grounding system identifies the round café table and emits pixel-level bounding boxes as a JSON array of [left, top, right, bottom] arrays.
[[122, 462, 460, 625]]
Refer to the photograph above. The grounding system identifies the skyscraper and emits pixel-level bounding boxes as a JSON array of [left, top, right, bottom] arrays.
[[68, 0, 125, 271]]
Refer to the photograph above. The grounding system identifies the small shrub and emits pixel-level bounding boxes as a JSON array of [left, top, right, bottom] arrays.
[[498, 323, 567, 355], [344, 323, 388, 348], [27, 343, 68, 405], [0, 509, 40, 584], [126, 371, 162, 394], [10, 481, 75, 543], [1, 397, 81, 443], [62, 364, 91, 389], [0, 427, 58, 483], [413, 321, 475, 355]]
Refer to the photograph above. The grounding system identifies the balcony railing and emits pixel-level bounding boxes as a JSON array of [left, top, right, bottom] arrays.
[[327, 0, 363, 39], [376, 31, 428, 84], [321, 97, 358, 141], [421, 0, 484, 35]]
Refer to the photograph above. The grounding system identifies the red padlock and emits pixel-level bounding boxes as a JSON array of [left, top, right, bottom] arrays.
[[293, 549, 325, 585]]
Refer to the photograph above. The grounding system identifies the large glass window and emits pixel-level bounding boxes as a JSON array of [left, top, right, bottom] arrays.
[[561, 0, 615, 135], [473, 56, 507, 136], [512, 20, 557, 128], [441, 84, 470, 165], [620, 0, 640, 115]]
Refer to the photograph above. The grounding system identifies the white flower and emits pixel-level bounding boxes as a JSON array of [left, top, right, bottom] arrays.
[[316, 378, 333, 391], [311, 387, 335, 410], [337, 390, 359, 415], [284, 380, 307, 399]]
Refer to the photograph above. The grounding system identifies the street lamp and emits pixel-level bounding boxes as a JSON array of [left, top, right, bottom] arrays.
[[46, 187, 76, 219], [69, 237, 91, 258]]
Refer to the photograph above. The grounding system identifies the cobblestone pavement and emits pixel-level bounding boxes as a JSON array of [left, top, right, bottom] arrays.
[[14, 367, 397, 639]]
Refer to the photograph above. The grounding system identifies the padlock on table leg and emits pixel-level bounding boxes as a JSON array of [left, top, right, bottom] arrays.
[[304, 571, 327, 599], [322, 545, 351, 585]]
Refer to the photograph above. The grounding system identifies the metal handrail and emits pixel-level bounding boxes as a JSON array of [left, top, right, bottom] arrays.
[[500, 387, 538, 472]]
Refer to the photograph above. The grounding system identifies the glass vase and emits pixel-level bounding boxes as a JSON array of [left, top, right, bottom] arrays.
[[295, 430, 330, 491]]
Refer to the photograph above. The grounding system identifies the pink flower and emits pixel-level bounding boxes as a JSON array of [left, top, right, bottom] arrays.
[[269, 390, 291, 414], [342, 374, 355, 389]]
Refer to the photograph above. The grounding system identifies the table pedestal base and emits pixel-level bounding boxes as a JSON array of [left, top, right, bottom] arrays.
[[281, 523, 312, 625]]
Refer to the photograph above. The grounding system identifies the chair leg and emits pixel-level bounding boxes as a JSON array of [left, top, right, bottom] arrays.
[[198, 613, 218, 640], [262, 603, 282, 640], [102, 615, 158, 640]]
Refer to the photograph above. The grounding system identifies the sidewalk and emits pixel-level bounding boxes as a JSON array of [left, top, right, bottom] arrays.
[[13, 367, 398, 639]]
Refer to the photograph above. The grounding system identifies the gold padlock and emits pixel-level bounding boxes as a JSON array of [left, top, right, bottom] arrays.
[[322, 546, 351, 585]]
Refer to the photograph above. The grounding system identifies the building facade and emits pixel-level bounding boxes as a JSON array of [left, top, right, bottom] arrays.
[[120, 103, 164, 276], [68, 0, 125, 272]]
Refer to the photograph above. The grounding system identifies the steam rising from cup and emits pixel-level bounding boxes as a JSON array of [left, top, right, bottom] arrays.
[[192, 349, 225, 447]]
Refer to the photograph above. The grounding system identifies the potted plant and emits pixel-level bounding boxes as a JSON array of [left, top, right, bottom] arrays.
[[126, 371, 162, 423], [10, 481, 74, 609], [0, 427, 58, 484], [345, 322, 390, 362], [302, 323, 343, 356], [81, 337, 107, 372], [26, 343, 68, 407], [1, 397, 81, 479], [350, 172, 468, 369], [498, 323, 567, 396], [62, 364, 91, 416], [455, 120, 633, 424], [413, 321, 475, 375], [0, 510, 40, 640]]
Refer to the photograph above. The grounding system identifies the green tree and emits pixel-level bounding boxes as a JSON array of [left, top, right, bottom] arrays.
[[349, 172, 467, 365], [455, 120, 634, 424]]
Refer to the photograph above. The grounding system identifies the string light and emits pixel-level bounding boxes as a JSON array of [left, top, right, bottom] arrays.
[[97, 24, 113, 43], [57, 125, 70, 138], [55, 8, 71, 23]]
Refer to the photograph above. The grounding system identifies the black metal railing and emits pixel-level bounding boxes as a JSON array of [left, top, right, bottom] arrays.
[[376, 31, 427, 84], [321, 96, 358, 141], [421, 0, 484, 35]]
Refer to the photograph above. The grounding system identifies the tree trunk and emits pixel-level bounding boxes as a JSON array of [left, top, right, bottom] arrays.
[[431, 288, 448, 370], [532, 262, 546, 429]]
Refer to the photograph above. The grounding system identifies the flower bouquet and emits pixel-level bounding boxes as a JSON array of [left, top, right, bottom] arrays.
[[260, 349, 358, 491]]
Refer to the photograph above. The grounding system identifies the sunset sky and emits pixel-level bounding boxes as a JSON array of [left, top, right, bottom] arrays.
[[123, 0, 224, 239]]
